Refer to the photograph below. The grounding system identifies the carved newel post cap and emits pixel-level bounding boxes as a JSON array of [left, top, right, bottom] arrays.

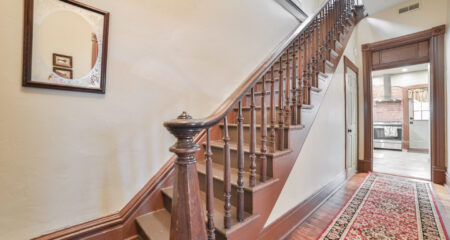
[[165, 111, 201, 158]]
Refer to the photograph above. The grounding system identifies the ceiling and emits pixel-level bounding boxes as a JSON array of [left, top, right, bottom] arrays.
[[361, 0, 412, 15], [372, 63, 429, 77]]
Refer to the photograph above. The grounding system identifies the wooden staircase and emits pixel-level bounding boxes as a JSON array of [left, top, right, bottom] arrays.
[[136, 0, 364, 239]]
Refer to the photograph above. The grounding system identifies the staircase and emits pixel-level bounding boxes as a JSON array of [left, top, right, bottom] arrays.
[[136, 0, 363, 239]]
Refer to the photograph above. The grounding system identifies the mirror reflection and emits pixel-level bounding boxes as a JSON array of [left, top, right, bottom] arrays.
[[27, 0, 109, 92], [37, 10, 97, 79]]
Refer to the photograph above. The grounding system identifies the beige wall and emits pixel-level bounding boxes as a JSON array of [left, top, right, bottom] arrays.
[[0, 0, 299, 239], [355, 0, 448, 160], [266, 27, 360, 225]]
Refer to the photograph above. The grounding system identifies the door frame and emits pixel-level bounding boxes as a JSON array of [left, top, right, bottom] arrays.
[[344, 56, 359, 178], [402, 84, 429, 152], [360, 25, 446, 184]]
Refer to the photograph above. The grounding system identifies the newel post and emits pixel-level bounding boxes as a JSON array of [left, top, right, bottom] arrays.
[[165, 112, 207, 240]]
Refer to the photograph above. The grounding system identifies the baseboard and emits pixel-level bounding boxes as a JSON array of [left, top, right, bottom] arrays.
[[432, 167, 447, 185], [357, 159, 371, 173], [445, 172, 450, 191], [258, 171, 347, 240], [32, 131, 206, 240]]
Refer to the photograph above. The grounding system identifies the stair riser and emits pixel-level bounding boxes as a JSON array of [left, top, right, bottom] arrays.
[[255, 80, 281, 92], [197, 172, 254, 213], [207, 145, 274, 178], [237, 107, 302, 125], [244, 92, 303, 108], [161, 192, 232, 240], [221, 125, 289, 150]]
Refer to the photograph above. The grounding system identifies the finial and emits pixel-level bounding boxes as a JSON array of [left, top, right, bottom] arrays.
[[177, 111, 192, 120]]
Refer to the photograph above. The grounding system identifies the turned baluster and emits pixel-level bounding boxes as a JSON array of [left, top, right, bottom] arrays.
[[278, 57, 285, 151], [307, 28, 313, 105], [260, 75, 268, 183], [302, 32, 308, 105], [249, 88, 257, 187], [317, 13, 323, 80], [165, 112, 207, 240], [297, 35, 303, 125], [312, 20, 318, 88], [292, 40, 298, 125], [236, 101, 244, 222], [270, 67, 276, 153], [223, 117, 232, 229], [327, 3, 332, 59], [205, 129, 215, 240], [304, 31, 310, 105], [285, 48, 291, 126]]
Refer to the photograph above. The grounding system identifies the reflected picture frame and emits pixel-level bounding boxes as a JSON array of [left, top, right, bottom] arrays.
[[22, 0, 110, 94], [53, 67, 73, 79], [53, 53, 73, 68]]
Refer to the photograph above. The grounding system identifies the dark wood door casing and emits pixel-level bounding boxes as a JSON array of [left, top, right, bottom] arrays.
[[360, 25, 446, 184]]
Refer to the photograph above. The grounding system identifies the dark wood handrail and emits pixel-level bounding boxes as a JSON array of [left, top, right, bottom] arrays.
[[164, 0, 333, 131]]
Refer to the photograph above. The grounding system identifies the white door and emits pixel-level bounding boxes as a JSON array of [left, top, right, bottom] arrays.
[[346, 66, 358, 176], [408, 89, 430, 150]]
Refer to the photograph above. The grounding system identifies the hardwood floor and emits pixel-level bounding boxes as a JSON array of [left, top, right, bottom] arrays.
[[286, 173, 450, 240]]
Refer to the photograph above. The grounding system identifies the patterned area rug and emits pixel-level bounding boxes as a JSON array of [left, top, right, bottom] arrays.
[[319, 173, 448, 240]]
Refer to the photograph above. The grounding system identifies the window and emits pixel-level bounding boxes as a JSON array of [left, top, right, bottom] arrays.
[[409, 88, 429, 121], [413, 100, 430, 120]]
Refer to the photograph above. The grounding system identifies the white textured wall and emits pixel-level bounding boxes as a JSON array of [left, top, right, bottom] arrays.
[[355, 0, 448, 160], [266, 29, 360, 225], [0, 0, 299, 239]]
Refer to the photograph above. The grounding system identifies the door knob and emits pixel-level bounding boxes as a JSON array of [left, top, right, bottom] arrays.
[[348, 129, 352, 133]]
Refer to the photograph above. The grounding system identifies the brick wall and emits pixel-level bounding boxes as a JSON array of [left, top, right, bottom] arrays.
[[373, 86, 404, 122]]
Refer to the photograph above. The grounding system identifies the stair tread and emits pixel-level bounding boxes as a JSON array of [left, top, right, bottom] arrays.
[[311, 86, 322, 93], [335, 40, 344, 49], [325, 60, 334, 68], [136, 209, 170, 240], [197, 161, 279, 192], [161, 186, 260, 235], [330, 49, 339, 57]]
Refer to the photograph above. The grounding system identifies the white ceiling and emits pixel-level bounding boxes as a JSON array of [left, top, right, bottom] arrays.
[[372, 63, 429, 77], [361, 0, 412, 15]]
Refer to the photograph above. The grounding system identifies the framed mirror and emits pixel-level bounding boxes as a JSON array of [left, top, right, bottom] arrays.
[[23, 0, 110, 93]]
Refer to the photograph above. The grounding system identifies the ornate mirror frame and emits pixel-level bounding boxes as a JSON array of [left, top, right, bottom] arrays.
[[22, 0, 110, 93]]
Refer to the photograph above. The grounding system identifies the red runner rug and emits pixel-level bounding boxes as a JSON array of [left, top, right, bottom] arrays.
[[319, 173, 448, 240]]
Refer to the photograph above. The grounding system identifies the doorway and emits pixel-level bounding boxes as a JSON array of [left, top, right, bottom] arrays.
[[344, 57, 359, 178], [371, 64, 430, 180], [360, 25, 446, 184]]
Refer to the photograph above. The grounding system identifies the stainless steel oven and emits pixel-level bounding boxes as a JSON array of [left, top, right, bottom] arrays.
[[373, 122, 403, 150]]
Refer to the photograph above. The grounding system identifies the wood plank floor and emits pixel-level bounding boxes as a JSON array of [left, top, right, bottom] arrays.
[[286, 173, 450, 240]]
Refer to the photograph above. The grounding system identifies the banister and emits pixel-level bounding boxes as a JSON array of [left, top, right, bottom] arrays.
[[164, 0, 334, 131], [162, 1, 358, 239]]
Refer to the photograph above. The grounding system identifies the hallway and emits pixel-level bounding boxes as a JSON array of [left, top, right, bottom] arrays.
[[287, 173, 450, 239]]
